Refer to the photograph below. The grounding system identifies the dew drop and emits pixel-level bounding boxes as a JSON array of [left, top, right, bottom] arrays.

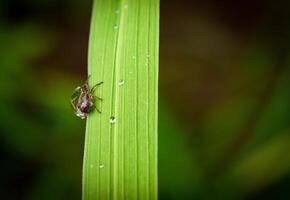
[[90, 164, 94, 169], [99, 164, 104, 169], [109, 116, 116, 124], [118, 80, 124, 86], [132, 55, 136, 59], [124, 3, 128, 9], [114, 25, 119, 29], [115, 9, 120, 14], [129, 71, 133, 74]]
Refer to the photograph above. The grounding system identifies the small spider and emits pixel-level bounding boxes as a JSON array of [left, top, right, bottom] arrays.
[[70, 76, 103, 119]]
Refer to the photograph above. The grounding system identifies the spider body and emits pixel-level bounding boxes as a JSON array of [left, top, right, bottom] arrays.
[[70, 80, 103, 119]]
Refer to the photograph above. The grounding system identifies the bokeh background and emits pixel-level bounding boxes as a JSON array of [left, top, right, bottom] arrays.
[[0, 0, 290, 199]]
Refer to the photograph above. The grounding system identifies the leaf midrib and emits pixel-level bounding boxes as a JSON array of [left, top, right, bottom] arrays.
[[110, 1, 125, 199]]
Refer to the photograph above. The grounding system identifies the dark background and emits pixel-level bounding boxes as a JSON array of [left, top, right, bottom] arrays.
[[0, 0, 290, 199]]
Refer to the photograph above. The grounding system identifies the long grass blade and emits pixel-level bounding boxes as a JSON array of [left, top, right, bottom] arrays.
[[82, 0, 159, 199]]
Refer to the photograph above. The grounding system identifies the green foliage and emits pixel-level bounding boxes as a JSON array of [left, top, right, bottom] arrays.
[[82, 0, 159, 199], [0, 24, 84, 199]]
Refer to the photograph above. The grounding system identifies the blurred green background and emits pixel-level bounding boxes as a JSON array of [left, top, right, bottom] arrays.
[[0, 0, 290, 199]]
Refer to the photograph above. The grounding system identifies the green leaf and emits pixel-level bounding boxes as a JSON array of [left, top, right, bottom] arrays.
[[82, 0, 159, 200]]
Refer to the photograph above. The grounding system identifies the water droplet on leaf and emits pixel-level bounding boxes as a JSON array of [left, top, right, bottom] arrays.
[[118, 80, 124, 86], [109, 116, 116, 124]]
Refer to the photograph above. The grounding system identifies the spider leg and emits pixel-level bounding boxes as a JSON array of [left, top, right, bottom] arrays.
[[70, 99, 76, 110], [93, 95, 103, 101], [95, 107, 102, 113], [91, 81, 104, 93], [91, 95, 102, 113], [89, 104, 102, 113], [86, 75, 91, 84]]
